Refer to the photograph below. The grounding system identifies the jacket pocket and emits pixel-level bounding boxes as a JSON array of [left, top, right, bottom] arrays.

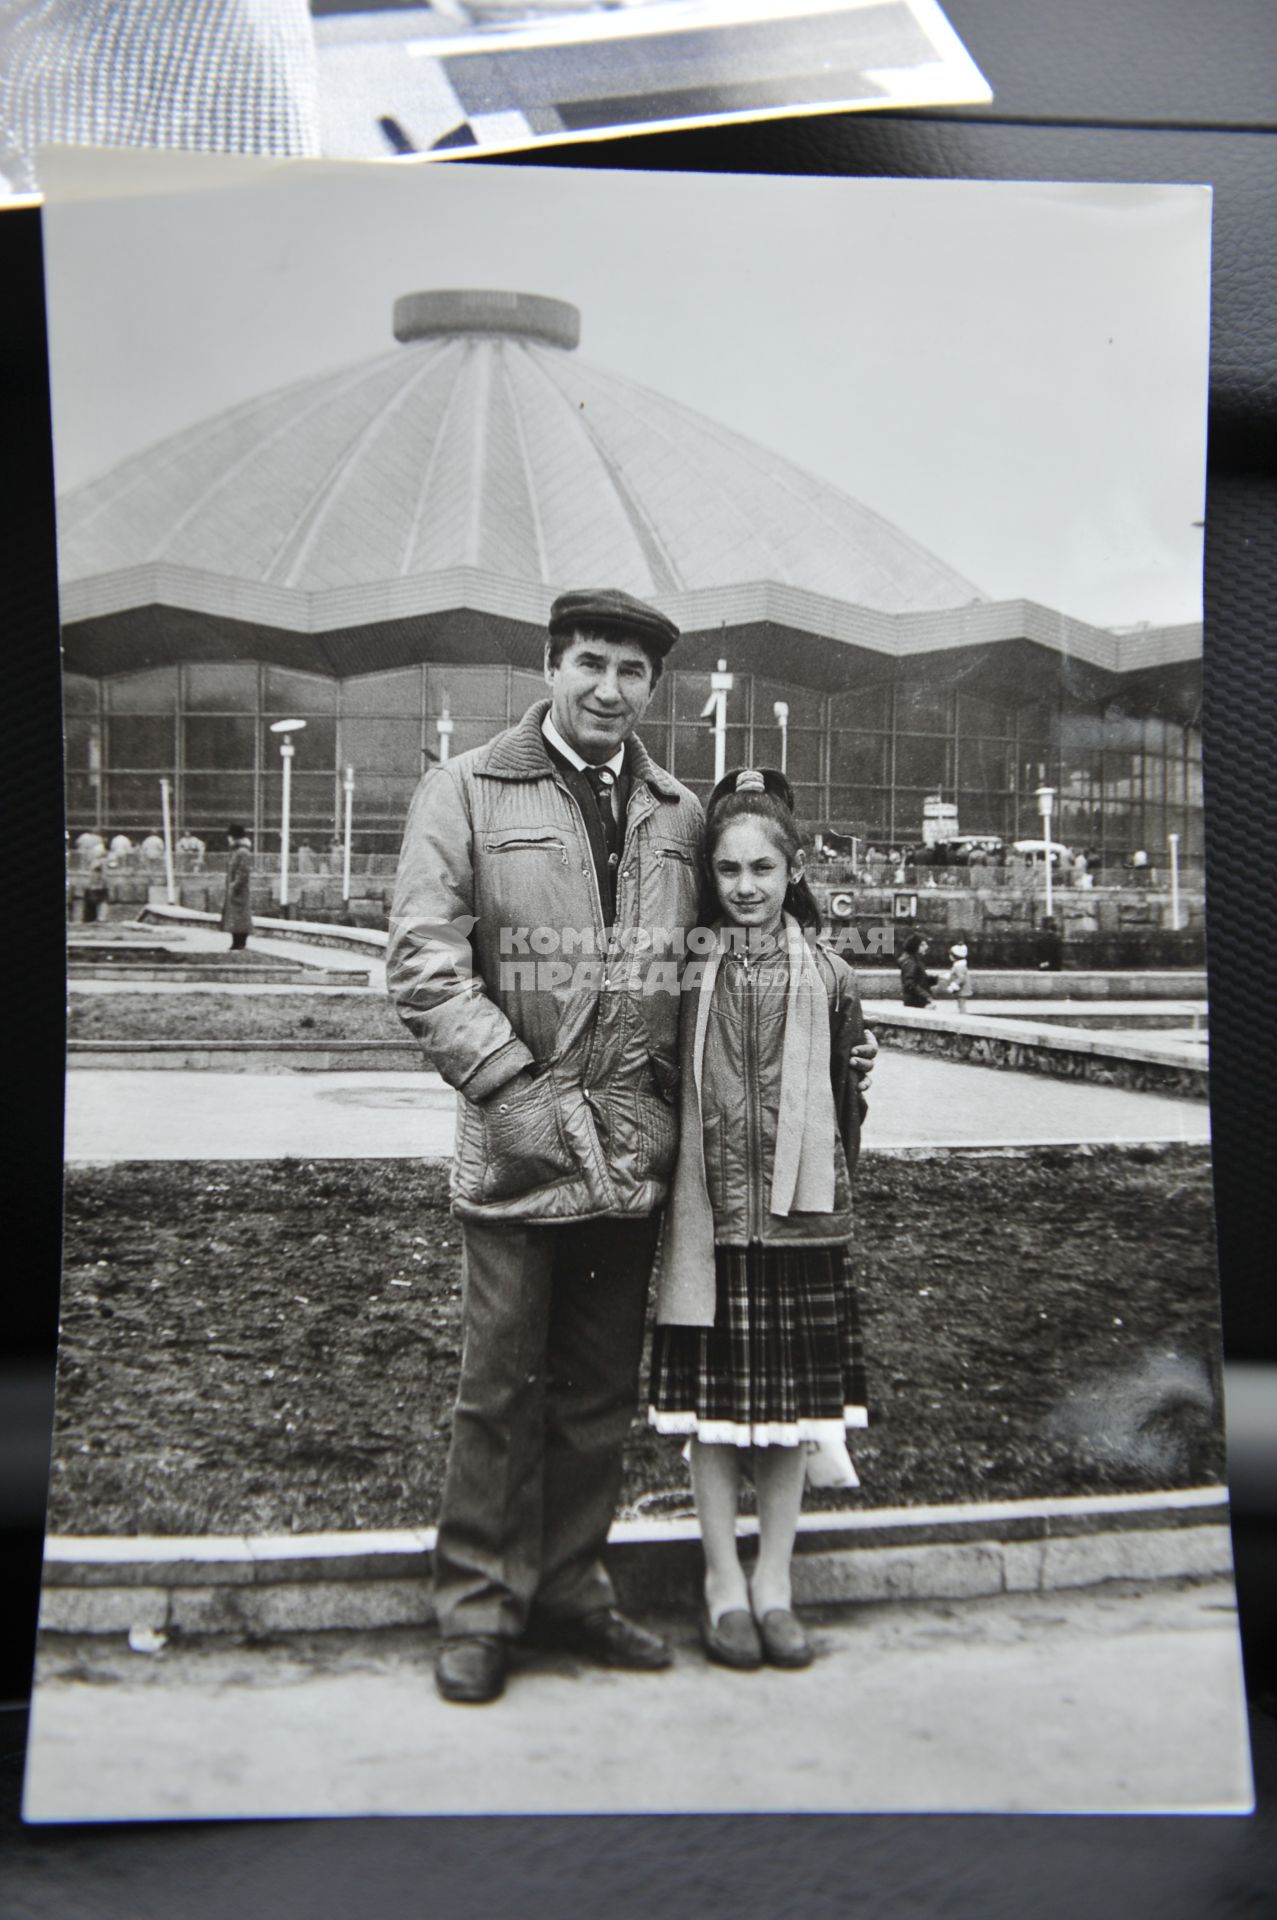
[[652, 842, 698, 869], [480, 1072, 575, 1203], [482, 831, 569, 865], [634, 1087, 678, 1181]]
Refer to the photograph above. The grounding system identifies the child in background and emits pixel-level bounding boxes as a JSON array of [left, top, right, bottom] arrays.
[[945, 939, 972, 1010], [649, 768, 872, 1672]]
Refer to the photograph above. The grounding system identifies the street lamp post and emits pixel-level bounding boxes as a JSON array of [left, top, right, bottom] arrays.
[[1035, 785, 1057, 920], [158, 776, 177, 905], [773, 700, 789, 775], [700, 658, 734, 785], [436, 700, 453, 765], [342, 765, 355, 908], [269, 719, 307, 915], [1168, 831, 1181, 931]]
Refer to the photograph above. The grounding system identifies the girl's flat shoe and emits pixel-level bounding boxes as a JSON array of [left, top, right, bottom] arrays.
[[700, 1606, 763, 1670], [757, 1609, 813, 1669]]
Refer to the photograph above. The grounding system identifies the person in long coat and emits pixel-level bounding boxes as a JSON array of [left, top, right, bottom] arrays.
[[898, 931, 938, 1007], [220, 824, 253, 950]]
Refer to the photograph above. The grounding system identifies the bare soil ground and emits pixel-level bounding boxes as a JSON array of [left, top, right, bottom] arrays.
[[49, 1146, 1225, 1536]]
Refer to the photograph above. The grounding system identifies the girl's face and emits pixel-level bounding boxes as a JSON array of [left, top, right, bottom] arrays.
[[710, 816, 801, 934]]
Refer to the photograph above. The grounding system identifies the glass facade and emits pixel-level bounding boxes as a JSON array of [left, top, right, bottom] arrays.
[[64, 664, 1204, 861]]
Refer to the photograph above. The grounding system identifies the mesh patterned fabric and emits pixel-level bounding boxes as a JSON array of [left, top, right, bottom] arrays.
[[0, 0, 320, 191]]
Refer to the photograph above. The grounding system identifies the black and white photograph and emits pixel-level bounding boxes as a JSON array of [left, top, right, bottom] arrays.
[[25, 149, 1251, 1819], [308, 0, 990, 159], [0, 0, 989, 189]]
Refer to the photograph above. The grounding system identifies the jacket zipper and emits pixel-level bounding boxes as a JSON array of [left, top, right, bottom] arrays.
[[740, 946, 761, 1243], [553, 775, 607, 936]]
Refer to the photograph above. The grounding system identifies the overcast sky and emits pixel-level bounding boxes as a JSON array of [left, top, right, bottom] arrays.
[[41, 153, 1211, 629]]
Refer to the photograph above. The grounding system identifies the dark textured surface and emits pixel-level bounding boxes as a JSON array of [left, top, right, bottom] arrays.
[[940, 0, 1277, 128], [2, 0, 1276, 1898]]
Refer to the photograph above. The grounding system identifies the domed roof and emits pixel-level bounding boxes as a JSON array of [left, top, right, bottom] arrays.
[[58, 289, 984, 616]]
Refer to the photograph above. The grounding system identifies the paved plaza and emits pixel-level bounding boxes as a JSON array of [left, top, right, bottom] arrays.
[[63, 1049, 1210, 1162], [23, 1578, 1252, 1819], [66, 926, 1211, 1159]]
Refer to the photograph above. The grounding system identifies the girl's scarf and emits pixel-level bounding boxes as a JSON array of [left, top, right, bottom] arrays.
[[655, 914, 837, 1327]]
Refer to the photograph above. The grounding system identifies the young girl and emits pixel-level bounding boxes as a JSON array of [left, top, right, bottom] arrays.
[[944, 939, 972, 1010], [649, 769, 871, 1671]]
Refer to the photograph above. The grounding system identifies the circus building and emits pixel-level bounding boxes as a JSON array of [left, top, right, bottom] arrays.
[[58, 289, 1203, 868]]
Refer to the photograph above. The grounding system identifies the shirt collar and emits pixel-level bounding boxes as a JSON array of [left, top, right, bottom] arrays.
[[542, 711, 624, 781]]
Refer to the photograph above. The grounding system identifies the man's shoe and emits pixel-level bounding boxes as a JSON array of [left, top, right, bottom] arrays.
[[531, 1607, 672, 1670], [434, 1635, 507, 1704]]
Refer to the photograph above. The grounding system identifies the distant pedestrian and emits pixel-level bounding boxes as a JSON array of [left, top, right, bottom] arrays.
[[944, 940, 972, 1010], [177, 830, 205, 872], [221, 824, 253, 950], [898, 931, 937, 1007], [139, 830, 166, 869], [1035, 916, 1063, 971], [81, 846, 109, 923]]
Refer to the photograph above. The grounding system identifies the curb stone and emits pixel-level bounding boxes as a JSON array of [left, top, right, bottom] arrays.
[[37, 1493, 1235, 1637]]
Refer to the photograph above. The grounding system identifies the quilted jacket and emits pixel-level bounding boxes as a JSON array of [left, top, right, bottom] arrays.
[[695, 940, 866, 1246], [387, 700, 704, 1223]]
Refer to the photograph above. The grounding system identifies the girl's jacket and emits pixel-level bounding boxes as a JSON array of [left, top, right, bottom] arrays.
[[654, 928, 867, 1326]]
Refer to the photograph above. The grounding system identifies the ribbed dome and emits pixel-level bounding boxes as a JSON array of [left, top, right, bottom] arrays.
[[58, 289, 984, 615]]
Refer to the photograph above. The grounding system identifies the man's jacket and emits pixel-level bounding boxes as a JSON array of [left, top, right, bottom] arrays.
[[388, 700, 703, 1223]]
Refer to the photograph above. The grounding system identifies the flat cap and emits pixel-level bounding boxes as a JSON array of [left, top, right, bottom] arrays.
[[548, 587, 680, 658]]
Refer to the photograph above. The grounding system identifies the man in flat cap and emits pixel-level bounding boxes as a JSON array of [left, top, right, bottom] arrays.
[[389, 587, 703, 1703]]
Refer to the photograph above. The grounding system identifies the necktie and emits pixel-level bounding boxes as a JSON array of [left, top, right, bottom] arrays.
[[584, 764, 621, 867]]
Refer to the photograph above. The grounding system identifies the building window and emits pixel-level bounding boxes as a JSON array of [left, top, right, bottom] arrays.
[[262, 717, 336, 768], [670, 725, 748, 790], [264, 667, 336, 715], [105, 667, 178, 714], [894, 735, 951, 791], [340, 717, 423, 777], [830, 684, 891, 730], [342, 669, 424, 716], [184, 716, 255, 768], [830, 732, 888, 788], [184, 664, 256, 713], [898, 683, 953, 732]]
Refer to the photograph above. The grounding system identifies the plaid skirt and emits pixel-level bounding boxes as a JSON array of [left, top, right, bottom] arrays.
[[649, 1244, 868, 1450]]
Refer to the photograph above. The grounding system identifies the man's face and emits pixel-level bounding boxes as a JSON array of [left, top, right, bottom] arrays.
[[545, 633, 655, 762]]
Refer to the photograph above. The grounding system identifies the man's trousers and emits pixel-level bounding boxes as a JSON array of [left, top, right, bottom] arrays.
[[432, 1211, 660, 1641]]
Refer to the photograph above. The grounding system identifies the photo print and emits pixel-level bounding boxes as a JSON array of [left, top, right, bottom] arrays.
[[309, 0, 991, 158], [26, 150, 1250, 1819], [0, 0, 989, 191]]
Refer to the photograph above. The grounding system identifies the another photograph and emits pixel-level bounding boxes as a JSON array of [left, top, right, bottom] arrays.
[[0, 0, 989, 189], [308, 0, 990, 158], [26, 150, 1250, 1819]]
